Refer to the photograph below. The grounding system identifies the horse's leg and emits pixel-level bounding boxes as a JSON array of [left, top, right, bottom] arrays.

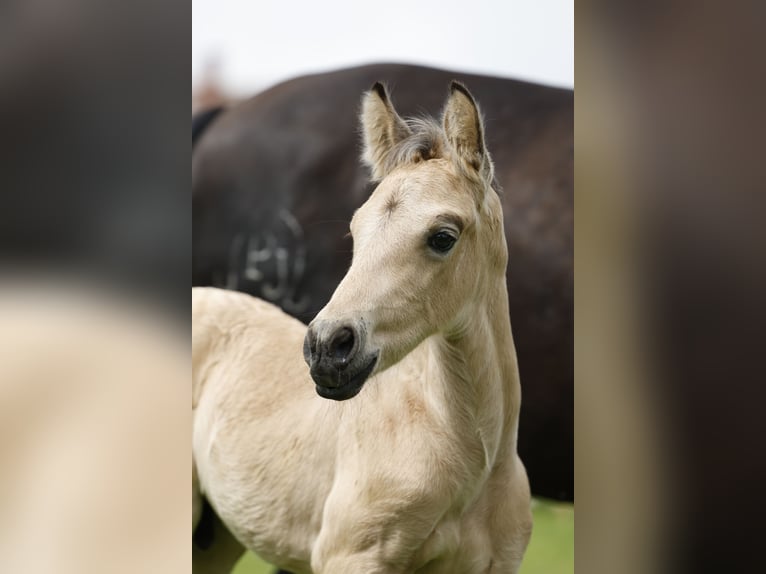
[[193, 499, 246, 574]]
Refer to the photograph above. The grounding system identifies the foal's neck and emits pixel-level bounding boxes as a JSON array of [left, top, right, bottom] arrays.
[[423, 277, 520, 466]]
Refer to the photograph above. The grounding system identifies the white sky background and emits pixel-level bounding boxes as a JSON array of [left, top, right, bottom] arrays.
[[192, 0, 573, 96]]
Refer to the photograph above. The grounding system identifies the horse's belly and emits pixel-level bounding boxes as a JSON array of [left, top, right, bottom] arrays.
[[194, 402, 336, 572], [218, 491, 316, 570], [201, 453, 329, 573]]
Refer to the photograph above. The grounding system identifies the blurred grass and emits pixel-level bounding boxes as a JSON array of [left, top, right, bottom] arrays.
[[522, 499, 574, 574], [232, 498, 573, 574]]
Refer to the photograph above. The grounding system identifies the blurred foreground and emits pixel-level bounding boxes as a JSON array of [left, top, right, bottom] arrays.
[[0, 282, 188, 573], [0, 1, 188, 572], [576, 2, 766, 573]]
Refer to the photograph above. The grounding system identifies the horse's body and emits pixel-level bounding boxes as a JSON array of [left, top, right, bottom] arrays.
[[192, 63, 572, 501], [193, 106, 225, 148], [193, 83, 532, 573]]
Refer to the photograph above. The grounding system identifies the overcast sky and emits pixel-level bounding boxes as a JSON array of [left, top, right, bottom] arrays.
[[192, 0, 573, 95]]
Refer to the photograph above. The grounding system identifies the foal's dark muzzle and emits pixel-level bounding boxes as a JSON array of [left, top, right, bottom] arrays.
[[303, 322, 377, 400]]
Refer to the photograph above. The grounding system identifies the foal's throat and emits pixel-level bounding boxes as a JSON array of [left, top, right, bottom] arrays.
[[419, 288, 520, 466]]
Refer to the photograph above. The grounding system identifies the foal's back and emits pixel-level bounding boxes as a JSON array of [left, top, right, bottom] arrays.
[[193, 287, 308, 412]]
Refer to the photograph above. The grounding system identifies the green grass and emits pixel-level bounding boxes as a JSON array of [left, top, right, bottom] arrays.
[[233, 552, 274, 574], [232, 498, 573, 573], [522, 499, 574, 574]]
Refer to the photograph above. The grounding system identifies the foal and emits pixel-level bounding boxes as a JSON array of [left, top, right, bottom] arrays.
[[192, 82, 532, 573]]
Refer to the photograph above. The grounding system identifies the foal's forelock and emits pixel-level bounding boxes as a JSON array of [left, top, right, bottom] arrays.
[[361, 82, 498, 206], [377, 117, 444, 177], [371, 117, 499, 193]]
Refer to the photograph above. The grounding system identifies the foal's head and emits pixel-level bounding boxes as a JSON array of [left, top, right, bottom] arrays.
[[304, 82, 507, 400]]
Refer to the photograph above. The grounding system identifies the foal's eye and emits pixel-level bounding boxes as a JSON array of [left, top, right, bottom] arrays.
[[427, 230, 458, 254]]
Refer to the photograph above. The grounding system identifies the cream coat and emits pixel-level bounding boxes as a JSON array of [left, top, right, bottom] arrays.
[[193, 82, 532, 573]]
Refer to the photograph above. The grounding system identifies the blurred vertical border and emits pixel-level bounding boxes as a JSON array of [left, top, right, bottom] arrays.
[[576, 1, 766, 573], [0, 0, 188, 572]]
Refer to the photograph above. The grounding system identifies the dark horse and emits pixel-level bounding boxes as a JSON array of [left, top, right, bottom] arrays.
[[192, 63, 572, 504]]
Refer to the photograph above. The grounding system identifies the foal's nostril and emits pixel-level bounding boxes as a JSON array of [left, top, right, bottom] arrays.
[[309, 335, 317, 356], [328, 327, 356, 367]]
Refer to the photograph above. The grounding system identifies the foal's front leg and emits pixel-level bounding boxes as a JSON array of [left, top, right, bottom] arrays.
[[311, 534, 417, 574], [310, 482, 442, 574], [312, 554, 402, 574]]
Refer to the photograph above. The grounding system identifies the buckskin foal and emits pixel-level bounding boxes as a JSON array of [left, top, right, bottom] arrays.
[[192, 82, 532, 573]]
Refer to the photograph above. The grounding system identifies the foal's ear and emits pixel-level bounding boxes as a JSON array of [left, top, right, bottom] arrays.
[[442, 81, 493, 184], [361, 82, 411, 181]]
